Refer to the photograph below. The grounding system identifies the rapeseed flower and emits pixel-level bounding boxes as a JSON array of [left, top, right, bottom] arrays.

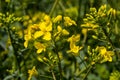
[[98, 46, 114, 62], [54, 25, 69, 37], [64, 16, 76, 26], [67, 42, 82, 56], [67, 34, 82, 55], [34, 41, 46, 54], [53, 15, 62, 23], [24, 27, 32, 48], [28, 66, 38, 80], [34, 21, 52, 40], [67, 34, 80, 43]]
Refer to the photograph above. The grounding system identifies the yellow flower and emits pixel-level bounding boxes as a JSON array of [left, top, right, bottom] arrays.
[[62, 29, 69, 35], [24, 27, 32, 48], [28, 66, 38, 80], [67, 34, 82, 55], [67, 43, 82, 56], [64, 16, 76, 26], [82, 29, 87, 35], [67, 34, 80, 43], [57, 25, 69, 35], [34, 21, 52, 40], [44, 15, 51, 24], [34, 41, 46, 54], [53, 15, 62, 23], [81, 22, 99, 29], [98, 46, 114, 62], [104, 51, 114, 62]]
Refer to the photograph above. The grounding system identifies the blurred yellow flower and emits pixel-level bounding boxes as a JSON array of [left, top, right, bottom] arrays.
[[24, 27, 32, 48], [28, 66, 38, 80], [34, 21, 52, 40], [34, 41, 46, 54], [64, 16, 76, 26], [67, 43, 82, 56], [67, 34, 80, 43], [67, 34, 82, 55], [98, 46, 114, 62], [54, 25, 69, 41], [53, 15, 62, 23], [81, 22, 99, 29], [62, 29, 69, 35]]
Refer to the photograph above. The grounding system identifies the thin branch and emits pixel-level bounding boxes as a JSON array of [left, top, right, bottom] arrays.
[[82, 65, 92, 80], [39, 75, 53, 79], [6, 25, 20, 72], [49, 0, 60, 16], [78, 56, 87, 68], [56, 51, 62, 80], [51, 70, 57, 80]]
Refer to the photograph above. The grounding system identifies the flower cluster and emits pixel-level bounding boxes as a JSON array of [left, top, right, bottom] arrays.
[[88, 46, 114, 63], [81, 4, 117, 32], [96, 46, 114, 63], [24, 14, 78, 55]]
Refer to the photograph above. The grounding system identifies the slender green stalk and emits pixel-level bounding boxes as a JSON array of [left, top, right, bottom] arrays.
[[52, 39, 62, 80], [78, 56, 87, 68], [49, 0, 60, 16], [82, 65, 92, 80], [51, 70, 57, 80], [52, 32, 63, 80], [56, 51, 62, 80], [39, 75, 53, 79], [102, 27, 115, 49], [58, 1, 65, 12], [78, 64, 90, 75], [6, 25, 20, 72], [77, 63, 93, 77]]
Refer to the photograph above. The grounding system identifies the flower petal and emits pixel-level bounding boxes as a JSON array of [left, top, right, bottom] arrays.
[[43, 32, 51, 40], [34, 31, 43, 39]]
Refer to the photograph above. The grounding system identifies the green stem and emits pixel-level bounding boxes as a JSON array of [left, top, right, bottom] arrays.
[[102, 28, 115, 49], [79, 56, 87, 68], [52, 40, 62, 80], [39, 75, 53, 79], [58, 1, 65, 12], [82, 65, 92, 80], [77, 63, 93, 77], [49, 0, 60, 16], [51, 70, 57, 80], [6, 25, 20, 72], [56, 51, 62, 80]]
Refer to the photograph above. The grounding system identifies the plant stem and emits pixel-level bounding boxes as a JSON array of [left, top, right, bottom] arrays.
[[102, 28, 115, 49], [78, 64, 92, 76], [79, 56, 87, 68], [53, 40, 62, 80], [51, 70, 57, 80], [6, 25, 20, 72], [58, 1, 65, 12], [56, 51, 62, 80], [82, 65, 92, 80], [39, 75, 53, 79], [49, 0, 60, 16]]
